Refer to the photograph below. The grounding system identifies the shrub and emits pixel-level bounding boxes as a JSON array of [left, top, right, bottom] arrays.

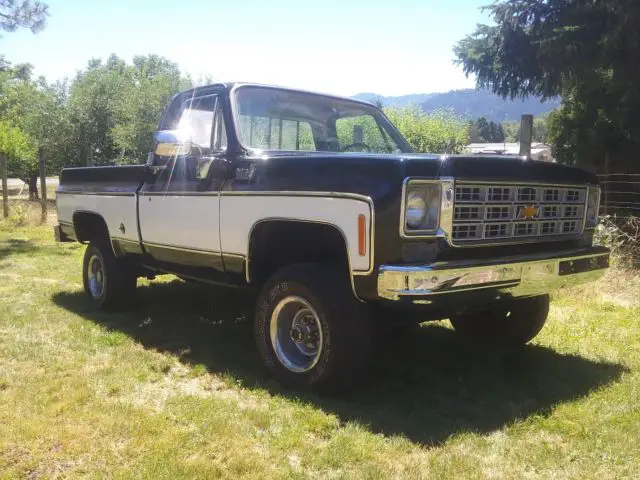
[[595, 216, 640, 269], [383, 106, 469, 154]]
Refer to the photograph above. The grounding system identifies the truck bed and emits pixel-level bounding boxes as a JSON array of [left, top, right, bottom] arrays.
[[58, 165, 147, 194], [56, 166, 147, 248]]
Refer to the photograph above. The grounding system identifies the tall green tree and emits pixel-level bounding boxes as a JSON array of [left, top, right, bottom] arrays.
[[490, 121, 505, 143], [0, 0, 49, 33], [454, 0, 640, 168], [470, 117, 505, 143], [111, 55, 191, 163], [65, 54, 192, 166], [1, 53, 193, 187], [475, 117, 491, 142], [1, 57, 73, 196]]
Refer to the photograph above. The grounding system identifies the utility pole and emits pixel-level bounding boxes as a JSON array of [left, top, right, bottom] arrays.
[[519, 114, 534, 157]]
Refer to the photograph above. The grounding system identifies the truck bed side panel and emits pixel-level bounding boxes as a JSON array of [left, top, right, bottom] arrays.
[[56, 193, 140, 244], [56, 166, 146, 246]]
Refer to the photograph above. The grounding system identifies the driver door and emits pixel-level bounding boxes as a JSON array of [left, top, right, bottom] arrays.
[[139, 92, 228, 270]]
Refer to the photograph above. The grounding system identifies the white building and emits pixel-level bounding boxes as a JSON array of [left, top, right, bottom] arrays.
[[465, 143, 554, 162]]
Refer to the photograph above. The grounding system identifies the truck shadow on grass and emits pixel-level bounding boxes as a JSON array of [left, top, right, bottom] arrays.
[[52, 280, 626, 446], [0, 239, 41, 261], [0, 238, 75, 262]]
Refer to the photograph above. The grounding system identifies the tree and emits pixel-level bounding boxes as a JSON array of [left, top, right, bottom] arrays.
[[1, 53, 192, 192], [503, 117, 548, 144], [469, 117, 505, 143], [110, 55, 191, 163], [490, 121, 505, 143], [0, 120, 33, 162], [454, 0, 640, 169], [65, 54, 191, 166], [0, 120, 37, 197], [532, 117, 547, 144], [468, 120, 482, 142], [502, 121, 519, 143], [0, 56, 72, 197], [0, 0, 49, 33], [384, 106, 469, 153], [475, 117, 491, 142]]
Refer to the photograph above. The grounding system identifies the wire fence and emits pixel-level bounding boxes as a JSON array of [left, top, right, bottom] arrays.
[[598, 174, 640, 220]]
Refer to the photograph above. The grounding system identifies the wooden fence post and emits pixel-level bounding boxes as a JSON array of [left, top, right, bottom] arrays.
[[1, 152, 8, 219], [603, 151, 611, 215], [519, 114, 534, 157], [39, 147, 47, 224]]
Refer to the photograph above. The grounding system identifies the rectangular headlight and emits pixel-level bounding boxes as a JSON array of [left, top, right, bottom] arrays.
[[403, 181, 442, 235], [586, 186, 601, 228]]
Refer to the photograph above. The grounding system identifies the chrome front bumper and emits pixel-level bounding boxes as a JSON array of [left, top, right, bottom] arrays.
[[378, 246, 610, 301]]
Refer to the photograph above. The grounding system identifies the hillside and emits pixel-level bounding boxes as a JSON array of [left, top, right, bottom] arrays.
[[353, 89, 560, 122], [352, 92, 436, 107]]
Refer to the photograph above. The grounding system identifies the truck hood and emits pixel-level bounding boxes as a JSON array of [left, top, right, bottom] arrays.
[[257, 151, 598, 187], [402, 153, 598, 185]]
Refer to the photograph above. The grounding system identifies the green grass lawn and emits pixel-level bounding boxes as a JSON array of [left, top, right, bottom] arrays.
[[1, 222, 639, 479]]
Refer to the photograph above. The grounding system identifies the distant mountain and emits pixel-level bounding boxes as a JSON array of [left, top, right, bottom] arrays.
[[421, 89, 560, 122], [352, 92, 436, 108], [352, 89, 560, 122]]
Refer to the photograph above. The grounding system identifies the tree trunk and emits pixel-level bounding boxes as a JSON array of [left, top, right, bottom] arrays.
[[28, 174, 39, 201], [39, 147, 47, 224], [603, 150, 611, 215], [1, 153, 8, 219]]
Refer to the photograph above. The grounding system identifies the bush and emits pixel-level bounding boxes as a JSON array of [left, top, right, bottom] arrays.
[[8, 203, 29, 226], [383, 106, 469, 154], [594, 216, 640, 268]]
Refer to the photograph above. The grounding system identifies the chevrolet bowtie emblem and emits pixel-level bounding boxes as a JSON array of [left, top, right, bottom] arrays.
[[519, 205, 540, 220]]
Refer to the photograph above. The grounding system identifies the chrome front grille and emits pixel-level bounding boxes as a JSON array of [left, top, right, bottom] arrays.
[[451, 183, 587, 245]]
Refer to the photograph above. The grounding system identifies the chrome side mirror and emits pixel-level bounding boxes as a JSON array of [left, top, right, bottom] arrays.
[[153, 130, 193, 157]]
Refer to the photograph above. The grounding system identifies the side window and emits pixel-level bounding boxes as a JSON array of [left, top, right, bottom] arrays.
[[238, 115, 316, 151], [336, 114, 395, 152], [152, 93, 227, 191], [281, 120, 315, 151], [212, 106, 228, 152], [178, 95, 217, 149]]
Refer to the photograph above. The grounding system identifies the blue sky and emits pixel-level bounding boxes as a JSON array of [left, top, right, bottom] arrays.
[[2, 0, 490, 96]]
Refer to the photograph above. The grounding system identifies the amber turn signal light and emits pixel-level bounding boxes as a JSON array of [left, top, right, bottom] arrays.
[[358, 214, 367, 257]]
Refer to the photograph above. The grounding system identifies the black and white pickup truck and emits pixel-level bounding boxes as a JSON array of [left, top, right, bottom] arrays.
[[55, 83, 610, 389]]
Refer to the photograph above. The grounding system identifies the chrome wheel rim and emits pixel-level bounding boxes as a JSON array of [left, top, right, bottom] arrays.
[[87, 254, 105, 298], [270, 296, 323, 373]]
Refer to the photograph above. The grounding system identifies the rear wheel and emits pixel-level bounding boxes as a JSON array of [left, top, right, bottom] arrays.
[[450, 295, 550, 346], [82, 238, 137, 310], [254, 263, 372, 390]]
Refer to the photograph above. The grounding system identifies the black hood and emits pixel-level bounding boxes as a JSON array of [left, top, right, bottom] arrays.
[[250, 152, 598, 198], [400, 153, 598, 185]]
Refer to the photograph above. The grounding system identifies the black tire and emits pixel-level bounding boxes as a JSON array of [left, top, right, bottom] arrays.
[[254, 263, 372, 391], [82, 238, 137, 310], [449, 295, 550, 346]]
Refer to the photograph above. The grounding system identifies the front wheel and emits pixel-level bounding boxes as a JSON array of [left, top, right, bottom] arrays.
[[254, 263, 372, 390], [82, 238, 137, 310], [450, 295, 550, 346]]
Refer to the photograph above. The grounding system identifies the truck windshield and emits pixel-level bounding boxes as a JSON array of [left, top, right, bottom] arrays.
[[234, 86, 412, 154]]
